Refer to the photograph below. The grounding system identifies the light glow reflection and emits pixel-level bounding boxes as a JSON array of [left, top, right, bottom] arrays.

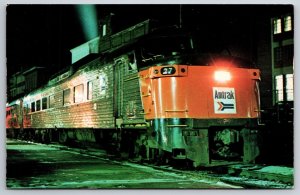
[[214, 71, 231, 82]]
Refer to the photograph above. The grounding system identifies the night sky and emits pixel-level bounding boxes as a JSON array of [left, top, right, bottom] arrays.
[[6, 4, 292, 78], [6, 5, 180, 77]]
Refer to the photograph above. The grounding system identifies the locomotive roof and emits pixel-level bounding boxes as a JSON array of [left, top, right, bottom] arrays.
[[49, 54, 99, 82]]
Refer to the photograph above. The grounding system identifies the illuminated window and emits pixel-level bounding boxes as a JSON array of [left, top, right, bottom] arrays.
[[74, 84, 84, 103], [284, 15, 292, 32], [275, 74, 294, 102], [42, 97, 48, 110], [103, 24, 107, 36], [99, 75, 107, 96], [63, 88, 71, 105], [31, 102, 35, 112], [87, 81, 93, 100], [286, 74, 294, 101], [36, 100, 41, 111], [275, 75, 283, 102], [49, 95, 55, 108], [274, 18, 282, 34]]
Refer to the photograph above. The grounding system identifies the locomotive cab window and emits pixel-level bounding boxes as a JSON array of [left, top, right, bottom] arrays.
[[127, 52, 137, 73], [142, 36, 193, 59], [139, 34, 194, 68], [63, 88, 71, 105]]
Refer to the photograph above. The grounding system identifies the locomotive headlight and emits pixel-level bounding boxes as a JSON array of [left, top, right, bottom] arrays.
[[214, 71, 231, 82]]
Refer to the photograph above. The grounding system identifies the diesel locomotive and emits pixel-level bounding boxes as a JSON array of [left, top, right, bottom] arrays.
[[6, 20, 261, 167]]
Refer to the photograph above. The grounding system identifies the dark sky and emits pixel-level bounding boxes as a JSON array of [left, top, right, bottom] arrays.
[[6, 4, 293, 77], [6, 4, 187, 77]]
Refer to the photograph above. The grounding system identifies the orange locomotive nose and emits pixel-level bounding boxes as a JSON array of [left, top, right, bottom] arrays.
[[139, 64, 261, 166], [139, 65, 260, 120]]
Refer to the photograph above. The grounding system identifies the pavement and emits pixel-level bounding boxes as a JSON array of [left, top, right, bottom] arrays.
[[6, 139, 241, 189]]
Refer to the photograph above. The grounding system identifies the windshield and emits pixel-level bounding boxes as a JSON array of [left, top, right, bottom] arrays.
[[140, 35, 194, 62], [135, 33, 255, 70]]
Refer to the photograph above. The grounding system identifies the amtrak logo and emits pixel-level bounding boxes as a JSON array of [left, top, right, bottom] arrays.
[[213, 87, 236, 114], [217, 102, 234, 111]]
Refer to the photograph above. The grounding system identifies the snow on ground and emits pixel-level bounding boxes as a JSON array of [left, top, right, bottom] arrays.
[[6, 144, 59, 151], [60, 178, 189, 186], [220, 176, 293, 189], [256, 166, 293, 176]]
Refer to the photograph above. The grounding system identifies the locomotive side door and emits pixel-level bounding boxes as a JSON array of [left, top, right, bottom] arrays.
[[114, 51, 145, 127]]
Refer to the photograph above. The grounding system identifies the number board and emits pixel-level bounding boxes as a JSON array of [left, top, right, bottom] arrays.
[[161, 67, 176, 75]]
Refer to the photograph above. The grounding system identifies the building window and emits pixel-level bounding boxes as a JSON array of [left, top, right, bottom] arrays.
[[74, 84, 84, 103], [274, 47, 282, 67], [275, 74, 294, 102], [42, 97, 48, 110], [283, 45, 294, 66], [31, 102, 35, 112], [63, 88, 71, 105], [275, 75, 284, 102], [49, 95, 55, 108], [36, 100, 41, 111], [87, 81, 93, 100], [284, 15, 292, 32], [274, 45, 293, 68], [286, 74, 294, 101], [273, 18, 282, 34]]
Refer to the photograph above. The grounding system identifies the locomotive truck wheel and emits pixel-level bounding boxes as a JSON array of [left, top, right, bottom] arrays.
[[41, 130, 46, 143], [41, 129, 51, 144], [59, 130, 68, 143], [155, 149, 169, 165]]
